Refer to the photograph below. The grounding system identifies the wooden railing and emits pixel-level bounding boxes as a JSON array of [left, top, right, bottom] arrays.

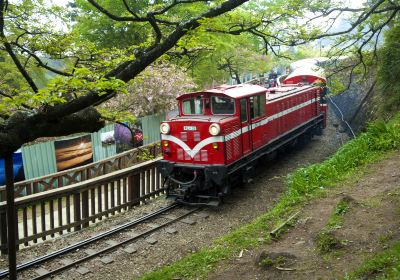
[[0, 142, 161, 201], [0, 158, 165, 253]]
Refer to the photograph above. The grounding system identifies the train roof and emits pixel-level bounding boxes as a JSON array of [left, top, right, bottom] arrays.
[[177, 84, 267, 100], [283, 66, 326, 84], [266, 84, 314, 100]]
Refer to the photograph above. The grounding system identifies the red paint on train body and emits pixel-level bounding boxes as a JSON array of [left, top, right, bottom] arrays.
[[158, 81, 327, 205], [161, 84, 325, 165]]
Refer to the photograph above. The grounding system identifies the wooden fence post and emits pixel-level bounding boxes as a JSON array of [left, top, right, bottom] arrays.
[[128, 173, 140, 208], [73, 193, 81, 231], [0, 208, 7, 254], [82, 190, 89, 228], [81, 168, 89, 228]]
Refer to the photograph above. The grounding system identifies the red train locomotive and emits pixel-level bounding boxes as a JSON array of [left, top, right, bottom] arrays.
[[158, 71, 327, 206]]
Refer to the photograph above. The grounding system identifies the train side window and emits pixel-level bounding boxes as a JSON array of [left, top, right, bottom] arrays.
[[250, 94, 266, 119], [260, 94, 266, 115], [211, 96, 235, 115], [240, 99, 247, 122], [250, 96, 257, 119]]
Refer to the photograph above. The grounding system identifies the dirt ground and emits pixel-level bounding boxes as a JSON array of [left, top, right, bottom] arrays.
[[208, 152, 400, 280]]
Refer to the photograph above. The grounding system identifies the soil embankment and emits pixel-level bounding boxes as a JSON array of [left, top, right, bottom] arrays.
[[208, 152, 400, 279]]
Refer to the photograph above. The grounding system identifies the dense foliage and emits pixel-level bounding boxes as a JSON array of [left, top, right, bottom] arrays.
[[0, 0, 250, 156], [1, 0, 399, 156], [378, 24, 400, 112]]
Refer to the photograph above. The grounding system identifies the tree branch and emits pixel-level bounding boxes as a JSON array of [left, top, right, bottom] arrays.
[[0, 107, 104, 155], [151, 0, 209, 16], [121, 0, 140, 19], [147, 15, 162, 44], [87, 0, 140, 21], [0, 0, 249, 156], [12, 42, 73, 76], [0, 0, 38, 92]]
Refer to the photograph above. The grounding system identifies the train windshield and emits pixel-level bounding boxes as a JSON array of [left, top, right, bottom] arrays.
[[182, 97, 204, 115], [211, 96, 235, 115]]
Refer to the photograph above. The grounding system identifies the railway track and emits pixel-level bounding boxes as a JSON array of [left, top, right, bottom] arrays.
[[0, 203, 202, 279]]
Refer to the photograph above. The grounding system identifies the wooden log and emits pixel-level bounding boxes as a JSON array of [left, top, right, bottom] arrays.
[[270, 211, 300, 238]]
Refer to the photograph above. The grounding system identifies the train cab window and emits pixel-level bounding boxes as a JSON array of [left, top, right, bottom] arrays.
[[250, 94, 266, 119], [240, 99, 247, 122], [211, 96, 235, 115], [182, 97, 204, 115]]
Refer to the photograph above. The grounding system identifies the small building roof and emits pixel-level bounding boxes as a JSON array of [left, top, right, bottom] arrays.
[[290, 57, 329, 70], [177, 84, 267, 100], [283, 66, 326, 84]]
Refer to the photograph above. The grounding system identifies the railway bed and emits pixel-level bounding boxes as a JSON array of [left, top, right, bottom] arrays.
[[0, 203, 203, 279]]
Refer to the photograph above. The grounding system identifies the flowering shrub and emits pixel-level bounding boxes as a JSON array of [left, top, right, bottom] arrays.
[[104, 62, 196, 116]]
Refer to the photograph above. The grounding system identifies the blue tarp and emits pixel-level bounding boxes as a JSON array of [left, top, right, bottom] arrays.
[[0, 151, 25, 185]]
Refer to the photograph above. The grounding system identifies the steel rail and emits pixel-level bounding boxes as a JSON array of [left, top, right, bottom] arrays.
[[31, 206, 201, 280], [0, 203, 180, 278]]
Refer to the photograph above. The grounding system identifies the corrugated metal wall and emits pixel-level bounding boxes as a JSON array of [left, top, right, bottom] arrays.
[[91, 124, 117, 162], [141, 113, 165, 145], [22, 124, 116, 180], [21, 141, 57, 180], [20, 114, 164, 180]]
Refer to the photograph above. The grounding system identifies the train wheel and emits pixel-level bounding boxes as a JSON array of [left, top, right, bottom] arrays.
[[314, 123, 323, 136], [219, 179, 231, 196], [297, 131, 311, 148], [242, 165, 255, 184]]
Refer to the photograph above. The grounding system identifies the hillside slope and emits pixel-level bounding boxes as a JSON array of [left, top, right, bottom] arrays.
[[208, 151, 400, 279]]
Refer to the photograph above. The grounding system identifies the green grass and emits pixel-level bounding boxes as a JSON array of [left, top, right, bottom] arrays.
[[343, 241, 400, 280], [139, 113, 400, 280], [326, 199, 350, 230], [316, 199, 351, 253]]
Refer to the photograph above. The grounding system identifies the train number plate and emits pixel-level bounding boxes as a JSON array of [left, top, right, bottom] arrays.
[[184, 126, 197, 131]]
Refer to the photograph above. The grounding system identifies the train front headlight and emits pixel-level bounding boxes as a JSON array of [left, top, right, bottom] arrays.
[[160, 123, 170, 134], [209, 123, 221, 136]]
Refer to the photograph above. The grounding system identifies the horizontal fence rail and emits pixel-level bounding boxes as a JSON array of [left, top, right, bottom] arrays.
[[0, 158, 165, 253], [0, 142, 161, 201]]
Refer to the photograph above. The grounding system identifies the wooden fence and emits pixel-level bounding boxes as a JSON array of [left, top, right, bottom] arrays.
[[0, 158, 165, 253], [0, 142, 161, 201]]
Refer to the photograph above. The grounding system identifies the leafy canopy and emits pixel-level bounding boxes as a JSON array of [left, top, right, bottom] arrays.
[[1, 0, 399, 156]]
